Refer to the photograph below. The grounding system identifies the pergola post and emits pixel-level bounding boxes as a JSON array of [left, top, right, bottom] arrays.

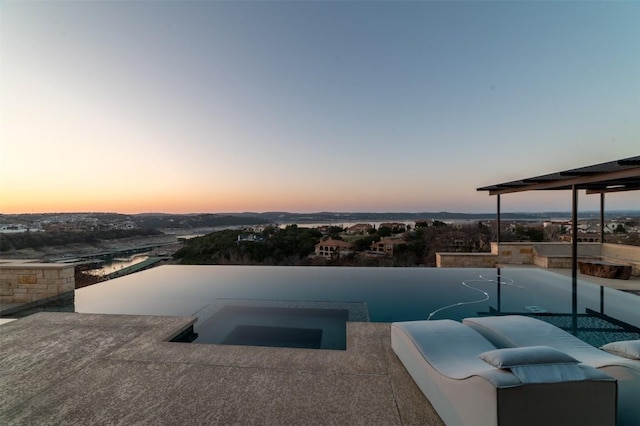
[[600, 193, 605, 243], [496, 194, 501, 244], [571, 185, 578, 333]]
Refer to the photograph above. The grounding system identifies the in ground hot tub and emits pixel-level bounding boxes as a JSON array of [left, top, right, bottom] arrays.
[[192, 299, 369, 350]]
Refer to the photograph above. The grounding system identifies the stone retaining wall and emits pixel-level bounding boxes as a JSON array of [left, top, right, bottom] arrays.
[[437, 242, 640, 276], [436, 252, 498, 267], [437, 242, 535, 268], [0, 260, 75, 304], [531, 243, 601, 269], [491, 242, 535, 264], [601, 243, 640, 276]]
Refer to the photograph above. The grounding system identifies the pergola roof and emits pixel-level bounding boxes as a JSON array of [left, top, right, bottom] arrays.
[[477, 156, 640, 196]]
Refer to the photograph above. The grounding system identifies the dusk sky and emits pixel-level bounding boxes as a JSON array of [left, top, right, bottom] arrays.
[[1, 1, 638, 214]]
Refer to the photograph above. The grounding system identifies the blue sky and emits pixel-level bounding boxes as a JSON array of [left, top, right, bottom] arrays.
[[1, 1, 638, 214]]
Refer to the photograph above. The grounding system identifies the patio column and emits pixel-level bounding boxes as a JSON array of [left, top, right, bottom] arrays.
[[496, 194, 501, 243], [572, 186, 578, 281], [600, 193, 605, 243], [571, 185, 578, 334], [496, 267, 502, 312]]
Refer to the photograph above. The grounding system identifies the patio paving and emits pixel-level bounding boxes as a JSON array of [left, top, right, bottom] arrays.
[[0, 312, 444, 425], [2, 265, 638, 425]]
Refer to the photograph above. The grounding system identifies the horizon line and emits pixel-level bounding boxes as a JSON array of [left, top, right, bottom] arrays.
[[2, 209, 640, 216]]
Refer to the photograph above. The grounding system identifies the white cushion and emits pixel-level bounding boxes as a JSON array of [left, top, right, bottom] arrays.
[[479, 345, 579, 368], [601, 340, 640, 360], [478, 346, 591, 384]]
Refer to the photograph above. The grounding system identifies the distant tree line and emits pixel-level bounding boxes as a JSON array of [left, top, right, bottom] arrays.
[[131, 214, 267, 229], [511, 224, 545, 242], [0, 213, 268, 231], [173, 222, 495, 267], [0, 228, 162, 252], [173, 225, 322, 265]]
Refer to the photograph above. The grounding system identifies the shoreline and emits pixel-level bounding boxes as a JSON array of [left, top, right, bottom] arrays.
[[0, 233, 183, 261]]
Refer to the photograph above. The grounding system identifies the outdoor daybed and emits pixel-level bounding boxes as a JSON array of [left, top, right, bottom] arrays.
[[391, 319, 616, 426], [463, 315, 640, 426]]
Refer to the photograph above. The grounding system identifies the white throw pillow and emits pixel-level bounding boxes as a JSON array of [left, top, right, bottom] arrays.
[[479, 346, 587, 383], [479, 345, 579, 368], [601, 340, 640, 360]]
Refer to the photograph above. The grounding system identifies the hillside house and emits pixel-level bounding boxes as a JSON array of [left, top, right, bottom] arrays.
[[370, 237, 407, 255], [236, 234, 265, 243], [345, 224, 373, 235], [379, 222, 407, 233], [314, 239, 355, 258]]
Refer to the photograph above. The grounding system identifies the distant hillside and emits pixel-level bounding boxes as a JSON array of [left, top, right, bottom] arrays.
[[2, 210, 638, 229], [220, 210, 640, 224], [131, 213, 268, 229], [0, 212, 269, 229], [0, 228, 163, 252]]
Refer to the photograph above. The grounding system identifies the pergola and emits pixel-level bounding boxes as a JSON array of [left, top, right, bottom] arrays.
[[477, 156, 640, 329]]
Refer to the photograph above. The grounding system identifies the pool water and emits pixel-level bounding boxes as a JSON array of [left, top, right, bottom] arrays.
[[191, 299, 367, 349], [224, 324, 323, 348], [75, 265, 640, 348], [200, 306, 347, 349]]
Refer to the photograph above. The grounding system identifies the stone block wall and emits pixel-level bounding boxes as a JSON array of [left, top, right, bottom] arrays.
[[437, 242, 538, 267], [531, 243, 601, 269], [601, 243, 640, 276], [436, 252, 498, 268], [0, 261, 75, 304], [491, 242, 536, 265], [437, 242, 640, 272]]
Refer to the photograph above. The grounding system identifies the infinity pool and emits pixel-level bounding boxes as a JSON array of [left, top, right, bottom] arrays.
[[75, 265, 640, 348]]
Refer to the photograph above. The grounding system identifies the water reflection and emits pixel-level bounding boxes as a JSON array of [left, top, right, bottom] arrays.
[[87, 254, 149, 277], [73, 265, 640, 344]]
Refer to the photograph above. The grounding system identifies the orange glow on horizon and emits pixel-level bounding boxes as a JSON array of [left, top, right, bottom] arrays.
[[1, 176, 637, 215]]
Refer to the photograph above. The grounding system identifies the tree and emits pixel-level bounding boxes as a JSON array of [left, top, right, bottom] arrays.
[[614, 224, 627, 234], [174, 226, 322, 265], [327, 226, 344, 239], [354, 234, 380, 251], [378, 226, 392, 237], [526, 227, 545, 242]]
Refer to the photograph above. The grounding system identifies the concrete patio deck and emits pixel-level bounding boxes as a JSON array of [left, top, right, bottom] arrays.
[[2, 266, 638, 425], [0, 312, 444, 425]]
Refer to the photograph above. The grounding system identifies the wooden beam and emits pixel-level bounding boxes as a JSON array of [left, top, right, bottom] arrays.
[[487, 167, 640, 195], [586, 184, 640, 194]]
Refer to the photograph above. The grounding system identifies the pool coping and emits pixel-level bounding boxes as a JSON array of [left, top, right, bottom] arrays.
[[0, 312, 443, 425]]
